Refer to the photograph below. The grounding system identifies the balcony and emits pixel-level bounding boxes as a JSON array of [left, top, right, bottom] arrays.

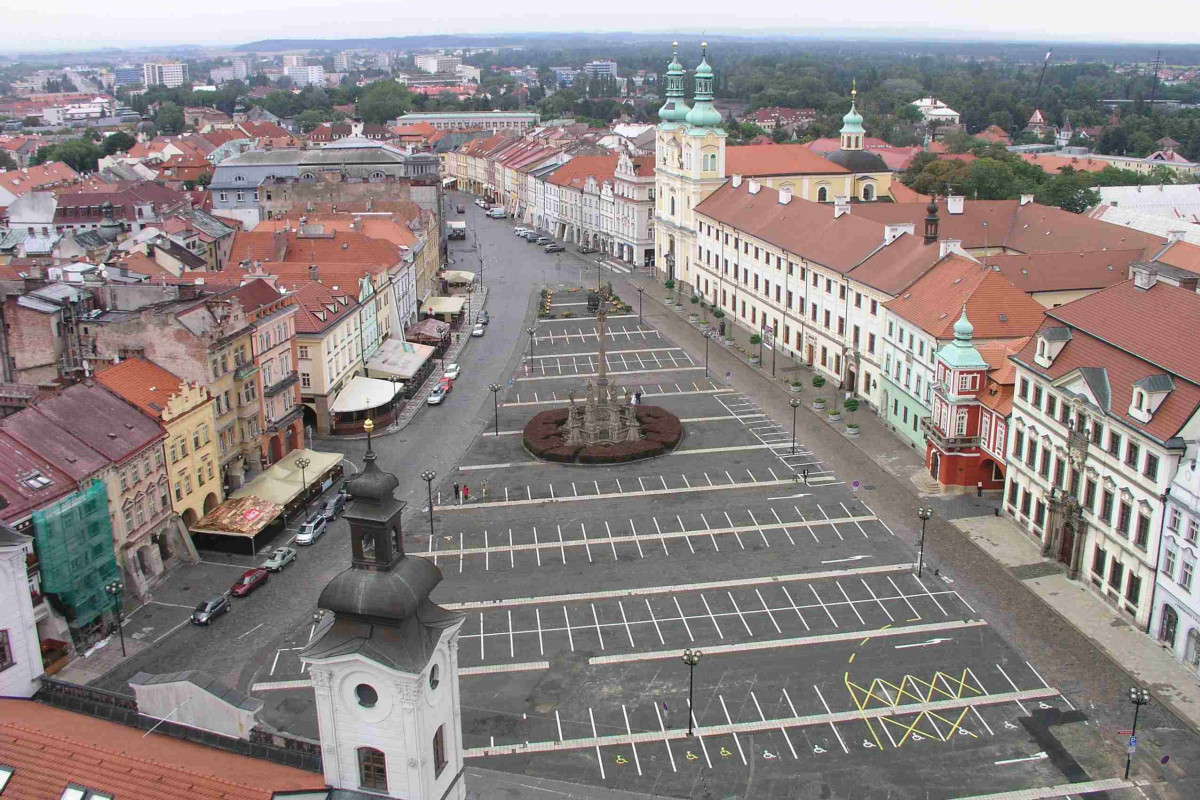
[[267, 405, 303, 433], [263, 370, 299, 398], [234, 360, 260, 381], [921, 416, 981, 452]]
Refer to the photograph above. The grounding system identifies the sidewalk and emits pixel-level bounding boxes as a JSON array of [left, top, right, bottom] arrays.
[[613, 267, 1200, 736]]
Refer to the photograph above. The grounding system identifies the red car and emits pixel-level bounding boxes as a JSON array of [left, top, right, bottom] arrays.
[[230, 567, 269, 597]]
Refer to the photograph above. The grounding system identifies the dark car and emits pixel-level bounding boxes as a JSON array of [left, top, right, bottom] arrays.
[[476, 310, 489, 325], [536, 236, 552, 245], [321, 492, 346, 520], [231, 567, 269, 597], [545, 243, 565, 253], [523, 231, 540, 242], [456, 204, 465, 213], [191, 595, 231, 625]]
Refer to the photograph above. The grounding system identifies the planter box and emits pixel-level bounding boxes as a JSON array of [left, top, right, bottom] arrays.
[[788, 384, 802, 394], [812, 398, 827, 410], [844, 424, 860, 437], [826, 411, 842, 422], [723, 338, 734, 346], [749, 356, 761, 365]]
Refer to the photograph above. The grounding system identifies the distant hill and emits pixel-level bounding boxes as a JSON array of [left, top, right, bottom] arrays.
[[233, 32, 624, 52]]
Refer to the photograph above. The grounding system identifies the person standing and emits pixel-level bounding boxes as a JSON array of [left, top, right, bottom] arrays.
[[481, 477, 489, 499], [453, 482, 461, 504], [462, 484, 470, 504]]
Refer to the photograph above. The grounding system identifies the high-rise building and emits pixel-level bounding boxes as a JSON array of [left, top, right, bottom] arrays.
[[333, 52, 351, 72], [584, 60, 618, 79], [143, 62, 189, 88], [414, 54, 461, 74], [113, 64, 143, 87], [282, 54, 305, 68], [285, 65, 325, 87], [231, 57, 252, 80]]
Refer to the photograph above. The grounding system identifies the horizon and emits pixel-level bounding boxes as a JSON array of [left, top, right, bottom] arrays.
[[4, 2, 1200, 54]]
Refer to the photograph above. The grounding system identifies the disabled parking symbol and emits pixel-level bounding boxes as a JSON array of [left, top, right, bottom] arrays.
[[762, 749, 778, 760], [719, 747, 733, 758], [615, 755, 628, 765], [812, 744, 827, 754], [685, 751, 699, 762]]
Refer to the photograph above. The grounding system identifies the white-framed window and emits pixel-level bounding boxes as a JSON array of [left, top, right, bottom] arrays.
[[1181, 559, 1195, 591], [954, 409, 968, 436], [1169, 508, 1181, 532], [1164, 547, 1177, 580], [1187, 518, 1199, 544]]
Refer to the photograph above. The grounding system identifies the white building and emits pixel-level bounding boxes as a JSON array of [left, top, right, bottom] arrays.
[[1005, 266, 1200, 629], [911, 97, 961, 125], [585, 60, 618, 78], [1154, 452, 1200, 672], [302, 437, 466, 800], [414, 54, 461, 74], [455, 64, 481, 83], [0, 522, 43, 698], [333, 53, 352, 72], [143, 62, 189, 88], [285, 65, 325, 87]]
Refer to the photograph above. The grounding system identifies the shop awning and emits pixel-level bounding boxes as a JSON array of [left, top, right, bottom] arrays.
[[406, 317, 449, 342], [366, 338, 436, 381], [190, 496, 284, 539], [231, 448, 344, 507], [421, 295, 467, 316], [330, 376, 400, 414], [442, 177, 456, 187], [442, 270, 475, 285]]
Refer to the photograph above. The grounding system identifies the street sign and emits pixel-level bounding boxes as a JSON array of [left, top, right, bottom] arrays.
[[1130, 736, 1137, 746], [1128, 744, 1137, 756], [1117, 729, 1133, 735]]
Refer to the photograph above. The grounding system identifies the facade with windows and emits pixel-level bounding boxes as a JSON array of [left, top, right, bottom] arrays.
[[1005, 269, 1199, 629], [294, 282, 362, 436], [1152, 455, 1200, 672]]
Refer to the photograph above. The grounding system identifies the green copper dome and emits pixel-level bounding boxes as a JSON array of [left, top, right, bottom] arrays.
[[953, 307, 974, 341], [936, 306, 989, 371], [658, 41, 691, 124], [685, 42, 722, 129], [840, 82, 865, 135]]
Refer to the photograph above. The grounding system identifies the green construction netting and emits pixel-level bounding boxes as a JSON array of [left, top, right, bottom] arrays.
[[33, 480, 120, 628]]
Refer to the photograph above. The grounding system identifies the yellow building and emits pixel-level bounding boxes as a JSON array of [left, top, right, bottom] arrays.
[[653, 43, 892, 294], [96, 358, 224, 529]]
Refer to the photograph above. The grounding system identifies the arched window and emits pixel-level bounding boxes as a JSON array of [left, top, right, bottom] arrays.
[[669, 195, 676, 216], [300, 172, 316, 183], [234, 175, 245, 183], [433, 725, 447, 776], [1161, 605, 1179, 646], [371, 171, 386, 181], [1187, 628, 1200, 669], [817, 186, 828, 203], [862, 184, 875, 201], [358, 747, 388, 790]]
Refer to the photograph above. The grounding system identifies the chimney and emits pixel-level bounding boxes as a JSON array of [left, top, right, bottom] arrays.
[[1177, 274, 1199, 292], [778, 186, 792, 205], [946, 195, 964, 215], [1019, 194, 1035, 206], [731, 174, 743, 188], [1131, 263, 1158, 291], [1167, 229, 1186, 244], [309, 264, 319, 281], [352, 215, 362, 231], [939, 239, 962, 258], [924, 198, 940, 244], [884, 223, 914, 244], [748, 179, 761, 195], [834, 195, 850, 219]]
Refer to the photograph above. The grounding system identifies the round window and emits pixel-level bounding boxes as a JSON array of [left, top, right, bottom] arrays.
[[428, 664, 440, 691], [355, 683, 378, 708]]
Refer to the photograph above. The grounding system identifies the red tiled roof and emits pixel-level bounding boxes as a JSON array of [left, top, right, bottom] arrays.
[[984, 249, 1141, 293], [546, 155, 619, 188], [0, 430, 77, 524], [228, 278, 284, 313], [0, 405, 108, 483], [254, 215, 418, 248], [93, 358, 188, 420], [290, 280, 359, 334], [228, 229, 401, 267], [1155, 240, 1200, 275], [0, 162, 79, 198], [726, 143, 848, 177], [884, 257, 1046, 339], [0, 698, 325, 800], [238, 121, 292, 139], [805, 137, 893, 156]]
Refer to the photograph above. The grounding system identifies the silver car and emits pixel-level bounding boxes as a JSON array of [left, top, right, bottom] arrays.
[[261, 546, 297, 572]]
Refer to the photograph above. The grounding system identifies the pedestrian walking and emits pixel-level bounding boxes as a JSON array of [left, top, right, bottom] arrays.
[[462, 485, 470, 504], [635, 390, 643, 405], [481, 477, 488, 499], [453, 483, 461, 504]]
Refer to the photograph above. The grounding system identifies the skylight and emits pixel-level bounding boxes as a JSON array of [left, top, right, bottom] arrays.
[[0, 765, 13, 792], [21, 471, 52, 491]]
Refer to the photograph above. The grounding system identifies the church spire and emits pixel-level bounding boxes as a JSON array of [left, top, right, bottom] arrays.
[[840, 79, 865, 151], [657, 41, 691, 124], [684, 42, 722, 129]]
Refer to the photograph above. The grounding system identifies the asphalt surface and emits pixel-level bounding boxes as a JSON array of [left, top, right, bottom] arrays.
[[87, 192, 1200, 800]]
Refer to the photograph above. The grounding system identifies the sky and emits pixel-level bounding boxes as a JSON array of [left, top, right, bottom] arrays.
[[4, 0, 1200, 52]]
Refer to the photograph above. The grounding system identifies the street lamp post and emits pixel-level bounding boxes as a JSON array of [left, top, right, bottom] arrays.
[[295, 456, 311, 516], [527, 326, 537, 364], [703, 330, 711, 378], [681, 648, 703, 736], [489, 383, 502, 436], [421, 470, 437, 540], [1125, 687, 1151, 779], [790, 398, 802, 455], [104, 580, 125, 657], [636, 286, 644, 324], [916, 507, 933, 578]]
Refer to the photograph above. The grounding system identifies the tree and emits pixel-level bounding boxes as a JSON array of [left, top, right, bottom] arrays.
[[295, 109, 335, 133], [897, 104, 924, 124], [31, 138, 103, 173], [156, 101, 184, 134], [0, 151, 15, 171], [356, 81, 412, 125], [22, 116, 40, 128], [102, 131, 137, 156]]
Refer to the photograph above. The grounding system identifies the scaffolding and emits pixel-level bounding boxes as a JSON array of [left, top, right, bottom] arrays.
[[33, 480, 120, 630]]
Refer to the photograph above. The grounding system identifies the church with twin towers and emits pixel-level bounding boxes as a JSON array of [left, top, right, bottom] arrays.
[[652, 41, 896, 293]]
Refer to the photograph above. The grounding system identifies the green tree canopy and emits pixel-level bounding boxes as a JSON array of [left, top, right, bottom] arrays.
[[356, 81, 412, 125], [101, 131, 137, 156], [156, 101, 184, 134], [31, 138, 103, 173]]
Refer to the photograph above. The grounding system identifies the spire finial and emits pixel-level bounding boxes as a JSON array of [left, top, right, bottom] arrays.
[[851, 78, 857, 101]]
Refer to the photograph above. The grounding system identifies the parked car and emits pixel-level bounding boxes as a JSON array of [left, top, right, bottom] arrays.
[[472, 322, 486, 337], [536, 236, 552, 245], [320, 492, 346, 520], [191, 595, 231, 625], [474, 198, 487, 208], [545, 243, 565, 253], [443, 362, 462, 380], [427, 377, 453, 405], [295, 513, 328, 545], [456, 204, 465, 214], [514, 227, 530, 236], [486, 207, 507, 219], [523, 232, 540, 242], [579, 245, 596, 254], [261, 546, 297, 572], [476, 310, 489, 325], [230, 567, 269, 597]]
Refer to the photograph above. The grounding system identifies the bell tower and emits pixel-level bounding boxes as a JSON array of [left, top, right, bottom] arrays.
[[303, 419, 466, 800]]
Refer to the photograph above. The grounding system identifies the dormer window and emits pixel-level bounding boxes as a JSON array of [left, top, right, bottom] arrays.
[[1129, 374, 1173, 422], [1035, 326, 1072, 369]]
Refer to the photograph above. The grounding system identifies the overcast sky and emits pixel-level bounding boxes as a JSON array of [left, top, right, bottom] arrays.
[[6, 0, 1199, 51]]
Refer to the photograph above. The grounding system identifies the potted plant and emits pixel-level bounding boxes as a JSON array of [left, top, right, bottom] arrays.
[[811, 375, 827, 410], [748, 333, 762, 364], [689, 295, 701, 321], [789, 379, 803, 394], [843, 397, 860, 436], [663, 278, 675, 304]]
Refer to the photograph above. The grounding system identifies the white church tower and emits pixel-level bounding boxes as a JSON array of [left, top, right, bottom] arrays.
[[302, 420, 466, 800]]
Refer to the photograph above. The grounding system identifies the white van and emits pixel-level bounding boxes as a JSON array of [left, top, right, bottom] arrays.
[[486, 207, 507, 219]]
